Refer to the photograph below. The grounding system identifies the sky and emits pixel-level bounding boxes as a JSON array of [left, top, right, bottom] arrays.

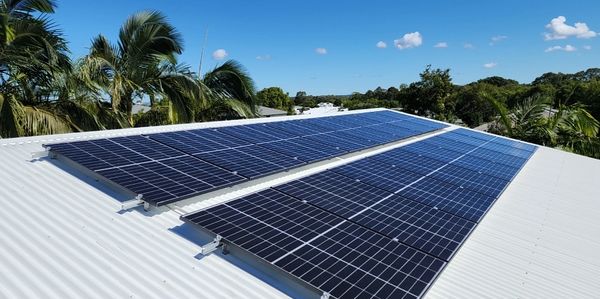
[[53, 0, 600, 95]]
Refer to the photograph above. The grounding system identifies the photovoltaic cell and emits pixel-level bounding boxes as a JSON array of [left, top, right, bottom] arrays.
[[183, 189, 446, 299], [194, 145, 304, 179], [396, 177, 496, 222], [260, 138, 347, 162], [98, 156, 245, 206]]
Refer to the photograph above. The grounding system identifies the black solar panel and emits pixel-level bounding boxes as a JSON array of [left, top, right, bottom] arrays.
[[46, 111, 450, 207], [396, 178, 496, 222], [261, 138, 347, 162], [183, 189, 446, 299], [98, 156, 245, 206], [194, 145, 304, 179]]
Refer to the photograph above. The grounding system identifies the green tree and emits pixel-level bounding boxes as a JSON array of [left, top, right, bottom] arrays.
[[399, 65, 455, 120], [256, 87, 290, 110], [194, 60, 258, 121], [79, 11, 195, 125], [0, 0, 105, 137], [489, 96, 600, 158], [453, 82, 508, 127]]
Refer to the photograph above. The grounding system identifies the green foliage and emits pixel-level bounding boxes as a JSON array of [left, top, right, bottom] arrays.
[[398, 65, 455, 120], [256, 87, 291, 111]]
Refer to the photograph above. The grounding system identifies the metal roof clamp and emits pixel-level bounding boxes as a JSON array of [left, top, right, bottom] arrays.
[[201, 235, 223, 255], [321, 292, 331, 299], [31, 147, 51, 159], [120, 194, 145, 211]]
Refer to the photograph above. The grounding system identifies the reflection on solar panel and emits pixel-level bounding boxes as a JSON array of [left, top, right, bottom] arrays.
[[45, 110, 448, 206], [183, 189, 446, 299], [183, 127, 537, 298]]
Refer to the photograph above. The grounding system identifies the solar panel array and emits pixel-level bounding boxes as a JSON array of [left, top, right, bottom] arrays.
[[183, 128, 537, 299], [45, 110, 446, 206]]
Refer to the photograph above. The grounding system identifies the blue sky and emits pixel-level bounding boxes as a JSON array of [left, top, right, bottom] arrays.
[[53, 0, 599, 95]]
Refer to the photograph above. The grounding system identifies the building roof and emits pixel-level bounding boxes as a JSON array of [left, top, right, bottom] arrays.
[[0, 108, 598, 298], [258, 105, 287, 117]]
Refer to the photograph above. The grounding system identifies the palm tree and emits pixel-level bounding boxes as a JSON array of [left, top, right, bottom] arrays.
[[195, 60, 258, 121], [79, 11, 197, 125], [0, 0, 78, 137], [488, 95, 600, 158]]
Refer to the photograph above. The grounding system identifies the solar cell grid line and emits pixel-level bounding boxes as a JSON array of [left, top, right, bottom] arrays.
[[262, 121, 323, 137], [428, 164, 510, 198], [97, 156, 246, 206], [468, 147, 528, 168], [451, 155, 520, 181], [385, 122, 428, 134], [342, 127, 397, 144], [490, 137, 537, 152], [399, 142, 465, 163], [260, 138, 347, 163], [351, 195, 477, 261], [396, 177, 496, 222], [186, 128, 251, 148], [304, 117, 353, 131], [276, 170, 476, 261], [479, 142, 535, 159], [450, 128, 496, 141], [146, 130, 239, 155], [434, 132, 488, 146], [422, 136, 481, 152], [214, 125, 281, 144], [273, 171, 393, 218], [46, 136, 187, 171], [304, 133, 368, 152], [368, 124, 420, 139], [243, 123, 300, 140], [330, 159, 424, 193], [369, 150, 448, 175], [194, 145, 304, 179], [183, 189, 447, 299]]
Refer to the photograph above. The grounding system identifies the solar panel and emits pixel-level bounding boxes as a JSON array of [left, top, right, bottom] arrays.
[[451, 155, 520, 181], [396, 177, 496, 222], [97, 156, 245, 206], [370, 149, 448, 175], [46, 111, 450, 207], [260, 138, 347, 162], [194, 145, 304, 179], [215, 125, 280, 144], [47, 135, 186, 171], [305, 133, 368, 152], [428, 164, 510, 198], [331, 159, 424, 193], [274, 171, 475, 261], [147, 129, 250, 155], [183, 189, 446, 299]]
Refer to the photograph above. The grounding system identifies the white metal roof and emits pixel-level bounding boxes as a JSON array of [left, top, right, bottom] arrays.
[[0, 108, 598, 299]]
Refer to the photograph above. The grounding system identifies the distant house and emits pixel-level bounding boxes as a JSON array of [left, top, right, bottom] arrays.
[[295, 102, 347, 115], [258, 105, 287, 117]]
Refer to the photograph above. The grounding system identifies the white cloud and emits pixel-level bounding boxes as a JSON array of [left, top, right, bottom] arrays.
[[544, 16, 597, 40], [315, 47, 327, 55], [490, 35, 507, 45], [256, 54, 272, 60], [544, 44, 577, 52], [583, 45, 592, 50], [464, 43, 474, 49], [376, 41, 387, 48], [483, 62, 498, 68], [394, 32, 423, 49], [212, 49, 228, 60], [434, 42, 448, 48]]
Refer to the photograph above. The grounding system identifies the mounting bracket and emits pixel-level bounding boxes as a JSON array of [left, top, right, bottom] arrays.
[[120, 194, 144, 211], [321, 292, 331, 299], [201, 235, 223, 255]]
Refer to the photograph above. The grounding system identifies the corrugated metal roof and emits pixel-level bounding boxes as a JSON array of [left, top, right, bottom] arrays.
[[1, 108, 598, 298]]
